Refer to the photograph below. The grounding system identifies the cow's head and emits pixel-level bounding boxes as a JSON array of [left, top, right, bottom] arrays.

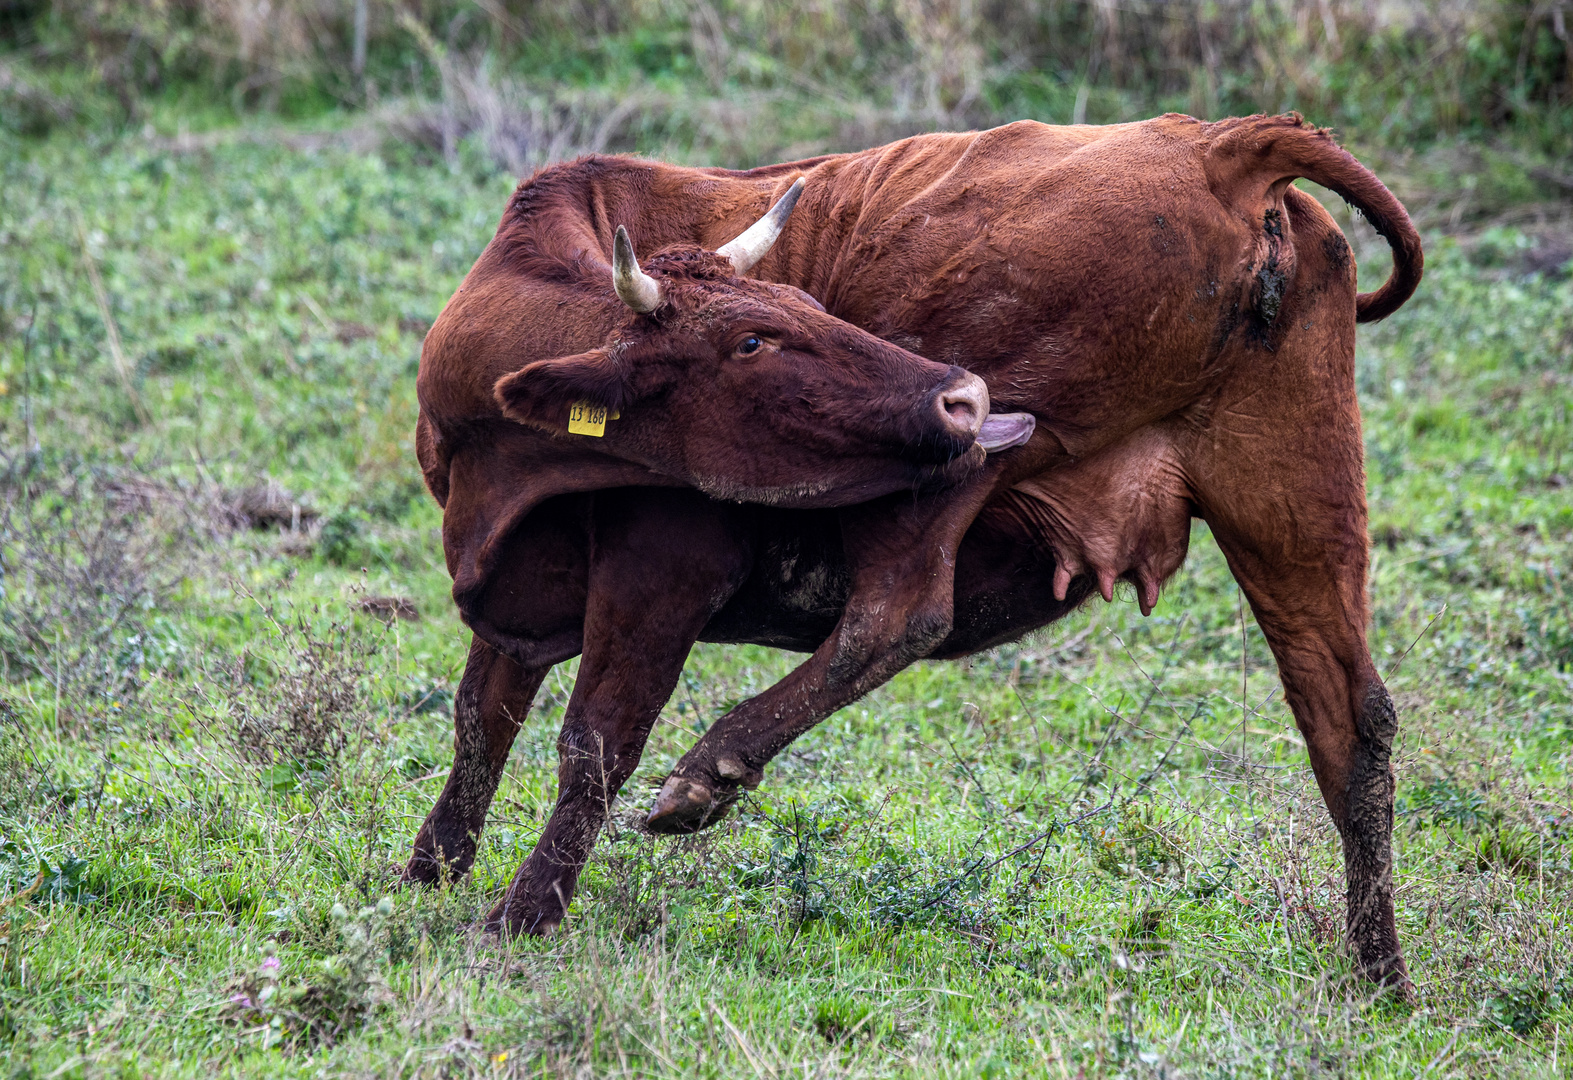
[[494, 180, 1034, 505]]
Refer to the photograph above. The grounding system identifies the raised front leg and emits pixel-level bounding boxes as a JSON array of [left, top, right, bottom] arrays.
[[406, 638, 547, 884], [646, 473, 1003, 833], [488, 489, 752, 935]]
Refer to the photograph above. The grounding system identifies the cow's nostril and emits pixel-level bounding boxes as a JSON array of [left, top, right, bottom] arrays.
[[937, 374, 989, 438]]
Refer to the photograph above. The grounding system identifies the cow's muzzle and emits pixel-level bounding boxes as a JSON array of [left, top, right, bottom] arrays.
[[937, 370, 988, 442], [912, 369, 1019, 462], [902, 367, 989, 463], [906, 370, 1036, 469]]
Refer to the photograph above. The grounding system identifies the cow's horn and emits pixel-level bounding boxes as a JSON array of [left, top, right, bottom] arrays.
[[716, 176, 805, 275], [612, 225, 663, 313]]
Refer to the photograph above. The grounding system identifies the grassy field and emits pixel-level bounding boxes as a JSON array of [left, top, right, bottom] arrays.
[[0, 110, 1571, 1078]]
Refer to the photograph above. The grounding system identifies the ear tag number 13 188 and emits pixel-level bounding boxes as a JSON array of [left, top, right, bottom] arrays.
[[567, 401, 619, 437]]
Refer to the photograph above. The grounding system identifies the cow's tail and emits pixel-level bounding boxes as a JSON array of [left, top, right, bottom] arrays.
[[1205, 114, 1423, 323]]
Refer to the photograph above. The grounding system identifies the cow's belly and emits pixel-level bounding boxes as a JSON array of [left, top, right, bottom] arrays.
[[698, 496, 1099, 658], [485, 423, 1198, 663]]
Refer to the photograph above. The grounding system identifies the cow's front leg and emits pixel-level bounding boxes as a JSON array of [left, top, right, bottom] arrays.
[[647, 477, 1001, 833], [407, 496, 594, 886], [488, 489, 751, 935], [406, 638, 547, 884]]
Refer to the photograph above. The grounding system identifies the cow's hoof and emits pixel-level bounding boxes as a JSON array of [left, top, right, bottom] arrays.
[[646, 775, 734, 834], [400, 854, 451, 887], [483, 900, 560, 939], [1357, 955, 1415, 1004], [401, 830, 472, 886]]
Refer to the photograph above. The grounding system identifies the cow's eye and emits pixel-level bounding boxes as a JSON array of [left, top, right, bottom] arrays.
[[735, 336, 763, 357]]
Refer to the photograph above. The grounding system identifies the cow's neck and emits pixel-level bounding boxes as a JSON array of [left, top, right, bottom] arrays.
[[557, 157, 872, 304], [535, 152, 922, 318], [690, 168, 868, 304]]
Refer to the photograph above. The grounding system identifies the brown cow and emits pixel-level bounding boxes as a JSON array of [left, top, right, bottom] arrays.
[[409, 113, 1423, 991]]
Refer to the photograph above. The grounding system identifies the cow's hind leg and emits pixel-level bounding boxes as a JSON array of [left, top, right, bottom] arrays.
[[1191, 234, 1407, 991], [1206, 505, 1404, 988], [488, 489, 752, 935], [1206, 503, 1405, 990]]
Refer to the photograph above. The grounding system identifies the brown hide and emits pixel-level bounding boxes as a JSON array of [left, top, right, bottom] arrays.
[[409, 113, 1422, 991]]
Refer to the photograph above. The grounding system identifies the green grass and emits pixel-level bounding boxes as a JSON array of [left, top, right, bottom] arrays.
[[0, 121, 1570, 1078]]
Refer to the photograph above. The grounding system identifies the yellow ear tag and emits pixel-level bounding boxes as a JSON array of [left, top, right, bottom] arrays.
[[567, 400, 617, 436]]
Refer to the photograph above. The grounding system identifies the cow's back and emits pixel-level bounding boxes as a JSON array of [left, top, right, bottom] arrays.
[[786, 116, 1301, 458]]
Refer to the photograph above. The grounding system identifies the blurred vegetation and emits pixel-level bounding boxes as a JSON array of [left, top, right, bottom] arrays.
[[3, 1, 1572, 163]]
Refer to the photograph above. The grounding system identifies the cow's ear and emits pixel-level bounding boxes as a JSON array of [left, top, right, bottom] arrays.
[[494, 349, 629, 432]]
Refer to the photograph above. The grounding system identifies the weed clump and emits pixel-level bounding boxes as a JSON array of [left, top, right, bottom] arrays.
[[1485, 971, 1573, 1035], [0, 456, 201, 735], [226, 478, 317, 533], [812, 995, 884, 1044], [225, 898, 396, 1048], [0, 702, 37, 819], [316, 509, 366, 567], [199, 597, 382, 796], [1088, 806, 1185, 882]]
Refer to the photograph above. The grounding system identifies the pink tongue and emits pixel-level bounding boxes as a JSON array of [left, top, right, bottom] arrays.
[[977, 412, 1035, 452]]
